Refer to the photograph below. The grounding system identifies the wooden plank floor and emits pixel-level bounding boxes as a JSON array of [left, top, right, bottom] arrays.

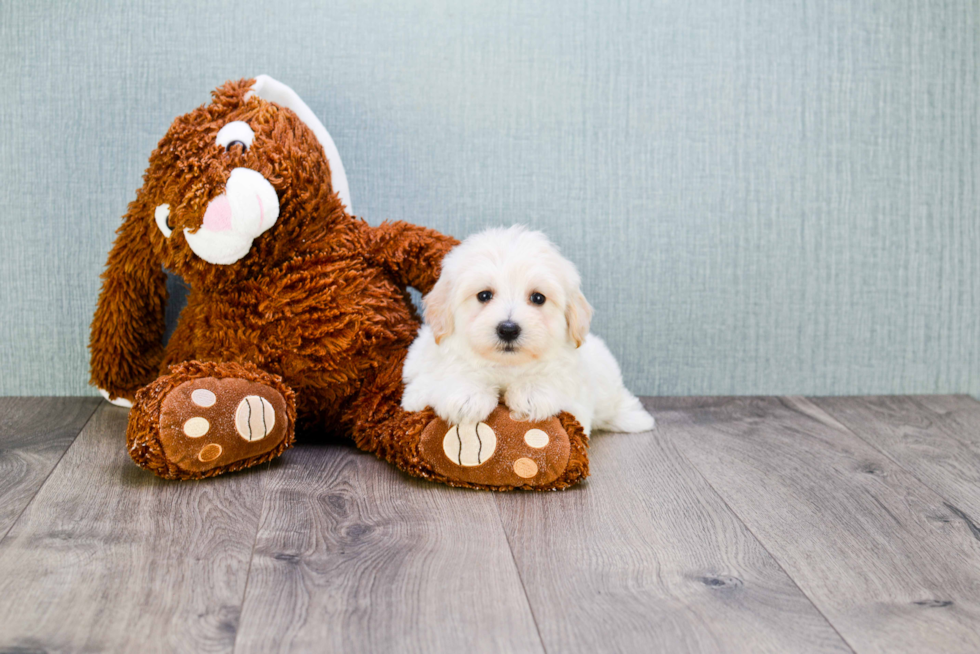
[[1, 395, 979, 653]]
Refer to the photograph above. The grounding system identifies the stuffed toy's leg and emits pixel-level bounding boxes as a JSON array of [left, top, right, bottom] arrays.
[[344, 352, 590, 491], [126, 361, 296, 480], [125, 353, 589, 489]]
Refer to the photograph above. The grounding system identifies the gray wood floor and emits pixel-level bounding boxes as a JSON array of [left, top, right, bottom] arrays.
[[1, 395, 979, 653]]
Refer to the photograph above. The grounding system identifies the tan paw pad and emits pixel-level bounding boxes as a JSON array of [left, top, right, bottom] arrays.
[[198, 443, 223, 462], [183, 417, 210, 438], [523, 428, 549, 448], [442, 422, 496, 466], [235, 396, 276, 441], [513, 457, 538, 478], [191, 388, 216, 407]]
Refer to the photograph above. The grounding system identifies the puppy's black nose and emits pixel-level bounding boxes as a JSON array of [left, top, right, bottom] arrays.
[[496, 321, 521, 343]]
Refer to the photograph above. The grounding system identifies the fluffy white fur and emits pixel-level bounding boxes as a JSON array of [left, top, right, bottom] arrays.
[[401, 226, 654, 435]]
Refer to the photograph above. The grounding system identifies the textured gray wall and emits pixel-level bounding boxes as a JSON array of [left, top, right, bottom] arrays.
[[1, 0, 978, 397]]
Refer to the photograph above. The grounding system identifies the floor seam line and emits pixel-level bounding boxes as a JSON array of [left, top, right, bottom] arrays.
[[0, 399, 100, 547], [804, 396, 980, 528], [230, 461, 275, 654], [492, 496, 550, 654], [661, 405, 859, 654]]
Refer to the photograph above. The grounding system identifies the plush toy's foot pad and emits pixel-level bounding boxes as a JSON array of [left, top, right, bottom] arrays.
[[128, 361, 296, 480], [419, 404, 589, 490]]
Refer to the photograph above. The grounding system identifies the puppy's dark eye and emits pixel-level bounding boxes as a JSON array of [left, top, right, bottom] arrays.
[[530, 292, 546, 305], [226, 140, 247, 153], [477, 290, 493, 303]]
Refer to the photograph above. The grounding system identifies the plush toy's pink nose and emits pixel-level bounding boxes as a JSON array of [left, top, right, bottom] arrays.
[[202, 195, 232, 232]]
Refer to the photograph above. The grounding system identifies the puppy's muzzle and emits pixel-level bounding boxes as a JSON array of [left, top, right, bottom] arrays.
[[496, 321, 521, 343]]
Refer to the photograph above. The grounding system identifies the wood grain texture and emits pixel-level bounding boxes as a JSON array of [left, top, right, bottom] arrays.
[[0, 396, 99, 540], [233, 441, 544, 654], [651, 396, 980, 654], [6, 395, 980, 653], [811, 395, 980, 530], [494, 427, 851, 653], [0, 403, 272, 653]]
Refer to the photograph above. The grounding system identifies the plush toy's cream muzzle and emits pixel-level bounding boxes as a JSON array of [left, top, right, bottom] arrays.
[[176, 168, 281, 265]]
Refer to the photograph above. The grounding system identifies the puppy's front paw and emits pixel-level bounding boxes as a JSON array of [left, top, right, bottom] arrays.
[[433, 390, 500, 426], [400, 384, 429, 413], [505, 388, 561, 423]]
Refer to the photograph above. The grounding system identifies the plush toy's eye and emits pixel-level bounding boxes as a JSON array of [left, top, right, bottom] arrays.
[[154, 204, 172, 238], [477, 290, 493, 303], [530, 292, 546, 305], [215, 121, 255, 152]]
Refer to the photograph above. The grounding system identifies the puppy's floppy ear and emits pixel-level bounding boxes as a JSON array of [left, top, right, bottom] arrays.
[[423, 275, 454, 344], [565, 288, 593, 348]]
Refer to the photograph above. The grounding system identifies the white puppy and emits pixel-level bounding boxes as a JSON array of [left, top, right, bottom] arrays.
[[401, 226, 654, 436]]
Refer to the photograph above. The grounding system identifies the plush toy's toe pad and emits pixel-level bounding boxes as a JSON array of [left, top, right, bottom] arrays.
[[419, 404, 587, 490], [156, 376, 291, 476]]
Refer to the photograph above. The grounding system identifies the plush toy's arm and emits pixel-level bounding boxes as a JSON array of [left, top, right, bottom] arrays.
[[89, 209, 168, 403], [365, 221, 459, 294]]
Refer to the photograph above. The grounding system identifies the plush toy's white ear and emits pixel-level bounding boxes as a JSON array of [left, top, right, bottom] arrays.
[[423, 276, 454, 344], [246, 74, 352, 213], [566, 288, 593, 348]]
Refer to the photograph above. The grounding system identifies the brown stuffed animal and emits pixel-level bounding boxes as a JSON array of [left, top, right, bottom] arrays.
[[90, 76, 588, 490]]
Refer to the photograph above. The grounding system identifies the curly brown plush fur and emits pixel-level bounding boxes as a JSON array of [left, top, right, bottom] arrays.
[[90, 78, 589, 490]]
